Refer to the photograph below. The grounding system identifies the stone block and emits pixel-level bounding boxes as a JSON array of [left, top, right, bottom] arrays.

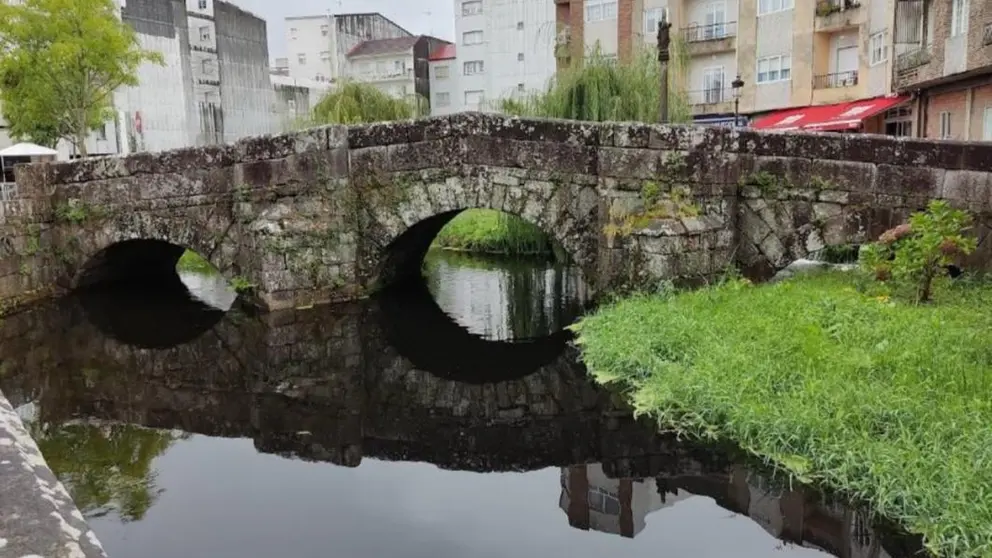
[[875, 164, 943, 196], [809, 159, 877, 192], [941, 170, 992, 211], [598, 147, 659, 180]]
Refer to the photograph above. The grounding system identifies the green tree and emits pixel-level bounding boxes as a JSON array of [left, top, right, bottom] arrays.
[[497, 43, 693, 124], [31, 421, 184, 522], [309, 80, 428, 126], [0, 0, 163, 156]]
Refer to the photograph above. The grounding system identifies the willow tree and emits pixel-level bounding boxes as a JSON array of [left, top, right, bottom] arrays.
[[498, 42, 693, 124], [310, 81, 428, 125]]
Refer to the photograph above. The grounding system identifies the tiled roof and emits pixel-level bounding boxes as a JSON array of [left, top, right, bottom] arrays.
[[429, 43, 456, 61], [347, 36, 420, 57]]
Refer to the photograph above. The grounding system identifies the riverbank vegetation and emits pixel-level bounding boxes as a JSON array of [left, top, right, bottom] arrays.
[[175, 250, 216, 274], [573, 202, 992, 557], [432, 210, 554, 256]]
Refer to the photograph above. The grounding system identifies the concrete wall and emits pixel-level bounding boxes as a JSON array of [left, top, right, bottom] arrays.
[[214, 1, 277, 143], [4, 113, 992, 314]]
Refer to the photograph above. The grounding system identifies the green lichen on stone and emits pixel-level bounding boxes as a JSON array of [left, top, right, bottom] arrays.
[[54, 199, 109, 225], [740, 170, 785, 194]]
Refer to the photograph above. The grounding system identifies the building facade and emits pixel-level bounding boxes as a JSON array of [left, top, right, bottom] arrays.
[[452, 0, 558, 111], [343, 35, 452, 114], [429, 44, 461, 115], [553, 0, 914, 132], [283, 13, 411, 83], [894, 0, 992, 140], [270, 75, 334, 132]]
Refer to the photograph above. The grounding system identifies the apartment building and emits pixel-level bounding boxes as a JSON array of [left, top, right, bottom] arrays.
[[344, 36, 452, 112], [428, 44, 461, 115], [452, 0, 557, 111], [893, 0, 992, 140], [283, 13, 411, 83], [553, 0, 913, 132]]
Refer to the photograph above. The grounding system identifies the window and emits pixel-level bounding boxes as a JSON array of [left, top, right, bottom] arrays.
[[298, 53, 306, 65], [463, 60, 484, 75], [201, 58, 214, 74], [517, 83, 525, 91], [756, 54, 791, 83], [360, 62, 372, 74], [869, 31, 888, 66], [951, 0, 968, 37], [462, 0, 482, 16], [199, 26, 211, 41], [434, 65, 450, 79], [463, 30, 484, 45], [517, 52, 524, 61], [436, 92, 451, 107], [643, 8, 670, 35], [320, 24, 329, 36], [885, 120, 912, 136], [320, 50, 330, 61], [287, 99, 296, 111], [290, 27, 297, 39], [517, 21, 524, 30], [702, 66, 725, 103], [588, 488, 621, 516], [585, 0, 618, 22], [96, 124, 107, 141], [758, 0, 793, 16], [939, 111, 952, 139], [465, 89, 485, 106], [315, 73, 326, 81], [704, 1, 727, 39], [198, 0, 207, 9], [983, 107, 992, 141]]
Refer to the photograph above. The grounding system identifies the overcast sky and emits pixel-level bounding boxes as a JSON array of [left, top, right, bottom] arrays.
[[229, 0, 457, 60]]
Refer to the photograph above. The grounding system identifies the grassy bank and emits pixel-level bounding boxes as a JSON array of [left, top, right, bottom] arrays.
[[433, 209, 554, 256], [175, 250, 217, 274], [572, 271, 992, 557]]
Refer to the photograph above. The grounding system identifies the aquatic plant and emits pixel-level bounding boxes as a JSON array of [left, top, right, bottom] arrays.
[[175, 249, 217, 275], [572, 271, 992, 557]]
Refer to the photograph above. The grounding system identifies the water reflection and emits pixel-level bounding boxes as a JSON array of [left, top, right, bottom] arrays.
[[0, 255, 924, 558], [424, 250, 590, 341]]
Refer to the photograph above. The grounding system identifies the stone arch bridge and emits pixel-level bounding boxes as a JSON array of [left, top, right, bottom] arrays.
[[1, 112, 990, 310]]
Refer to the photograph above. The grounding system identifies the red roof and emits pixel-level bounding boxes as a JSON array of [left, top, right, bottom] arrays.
[[751, 95, 911, 132], [347, 37, 419, 57], [429, 43, 456, 61]]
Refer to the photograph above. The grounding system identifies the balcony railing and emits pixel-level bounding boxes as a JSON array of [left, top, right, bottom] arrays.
[[813, 70, 859, 89], [816, 0, 861, 17], [896, 46, 931, 72], [688, 87, 735, 105], [681, 21, 737, 43]]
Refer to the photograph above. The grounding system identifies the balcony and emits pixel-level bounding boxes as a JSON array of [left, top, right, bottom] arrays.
[[687, 88, 735, 115], [893, 45, 932, 90], [813, 70, 859, 89], [814, 0, 864, 32], [680, 22, 737, 56]]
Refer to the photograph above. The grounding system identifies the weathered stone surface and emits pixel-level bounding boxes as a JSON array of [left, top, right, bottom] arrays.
[[2, 111, 992, 308]]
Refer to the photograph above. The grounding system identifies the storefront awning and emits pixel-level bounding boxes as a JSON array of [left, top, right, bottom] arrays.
[[751, 95, 911, 132]]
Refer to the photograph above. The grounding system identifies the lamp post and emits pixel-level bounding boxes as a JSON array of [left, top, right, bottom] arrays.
[[731, 74, 745, 127], [657, 15, 672, 124]]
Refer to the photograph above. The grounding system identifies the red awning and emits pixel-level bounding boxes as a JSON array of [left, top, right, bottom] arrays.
[[751, 95, 911, 132]]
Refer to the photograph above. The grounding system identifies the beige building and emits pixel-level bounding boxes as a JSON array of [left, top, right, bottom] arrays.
[[554, 0, 914, 131]]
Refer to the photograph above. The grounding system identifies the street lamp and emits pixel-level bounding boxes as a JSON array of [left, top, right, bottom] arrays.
[[731, 75, 745, 127]]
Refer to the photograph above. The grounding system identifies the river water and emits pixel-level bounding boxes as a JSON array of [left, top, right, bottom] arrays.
[[0, 250, 921, 558]]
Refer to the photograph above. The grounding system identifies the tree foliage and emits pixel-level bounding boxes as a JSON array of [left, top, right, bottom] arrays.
[[497, 43, 693, 124], [0, 0, 163, 155], [310, 81, 427, 125]]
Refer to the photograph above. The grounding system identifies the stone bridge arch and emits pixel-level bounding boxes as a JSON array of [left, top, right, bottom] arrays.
[[62, 205, 246, 291]]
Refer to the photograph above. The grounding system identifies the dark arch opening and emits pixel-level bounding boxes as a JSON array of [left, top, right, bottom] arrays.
[[73, 239, 238, 349]]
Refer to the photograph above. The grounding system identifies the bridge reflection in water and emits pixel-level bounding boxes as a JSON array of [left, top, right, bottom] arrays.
[[0, 252, 923, 558]]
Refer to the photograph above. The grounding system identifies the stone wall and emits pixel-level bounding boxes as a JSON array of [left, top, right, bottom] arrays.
[[3, 112, 992, 312]]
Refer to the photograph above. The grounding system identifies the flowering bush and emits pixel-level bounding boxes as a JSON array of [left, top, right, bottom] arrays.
[[859, 200, 977, 303]]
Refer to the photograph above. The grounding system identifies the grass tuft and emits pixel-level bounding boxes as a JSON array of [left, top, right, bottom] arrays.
[[572, 271, 992, 558]]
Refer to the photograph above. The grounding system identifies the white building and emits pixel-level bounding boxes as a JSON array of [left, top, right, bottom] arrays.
[[271, 74, 334, 132], [451, 0, 557, 111], [283, 12, 412, 83], [344, 37, 421, 99], [428, 44, 460, 115]]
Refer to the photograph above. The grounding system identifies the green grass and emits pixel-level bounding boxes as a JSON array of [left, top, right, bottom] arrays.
[[572, 271, 992, 557], [432, 209, 554, 256], [175, 250, 218, 275]]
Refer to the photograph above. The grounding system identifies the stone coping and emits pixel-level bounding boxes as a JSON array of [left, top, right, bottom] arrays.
[[0, 390, 107, 558]]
